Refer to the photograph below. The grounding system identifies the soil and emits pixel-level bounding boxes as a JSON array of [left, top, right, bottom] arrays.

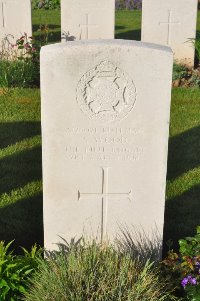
[[172, 66, 200, 88]]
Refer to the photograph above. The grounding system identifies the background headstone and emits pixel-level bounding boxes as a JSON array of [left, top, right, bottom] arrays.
[[0, 0, 32, 54], [61, 0, 115, 41], [41, 40, 173, 251], [142, 0, 198, 66]]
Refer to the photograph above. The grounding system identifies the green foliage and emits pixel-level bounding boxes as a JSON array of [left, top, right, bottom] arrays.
[[24, 239, 175, 301], [0, 34, 40, 88], [179, 226, 200, 257], [190, 75, 200, 87], [172, 64, 188, 81], [0, 241, 40, 301], [189, 32, 200, 63], [162, 227, 200, 301], [32, 0, 60, 10], [0, 60, 39, 88]]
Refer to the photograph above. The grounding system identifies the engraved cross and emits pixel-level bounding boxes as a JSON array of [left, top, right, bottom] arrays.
[[79, 14, 97, 40], [159, 10, 180, 45], [78, 167, 132, 240]]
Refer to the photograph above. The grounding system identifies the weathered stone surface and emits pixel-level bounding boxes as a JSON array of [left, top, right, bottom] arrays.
[[61, 0, 115, 41], [41, 40, 173, 251], [142, 0, 198, 66], [0, 0, 32, 50]]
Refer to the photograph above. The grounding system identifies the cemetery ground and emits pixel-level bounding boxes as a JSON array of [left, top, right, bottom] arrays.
[[0, 8, 200, 301], [0, 10, 200, 253]]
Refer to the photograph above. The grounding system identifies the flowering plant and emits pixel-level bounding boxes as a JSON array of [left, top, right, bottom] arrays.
[[163, 226, 200, 301], [14, 33, 38, 60], [115, 0, 142, 10]]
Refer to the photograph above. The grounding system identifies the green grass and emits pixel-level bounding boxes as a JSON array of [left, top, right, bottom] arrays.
[[1, 87, 200, 255], [0, 10, 200, 253], [0, 89, 43, 251], [115, 10, 142, 40], [32, 9, 61, 44], [32, 9, 200, 43], [164, 88, 200, 254], [24, 241, 174, 301]]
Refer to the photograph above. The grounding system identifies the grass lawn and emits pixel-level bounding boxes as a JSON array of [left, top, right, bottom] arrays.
[[0, 10, 200, 252], [32, 9, 200, 43], [0, 89, 43, 250]]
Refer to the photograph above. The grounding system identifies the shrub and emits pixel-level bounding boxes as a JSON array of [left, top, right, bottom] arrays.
[[0, 241, 40, 301], [32, 0, 60, 9], [172, 64, 188, 81], [162, 226, 200, 301], [0, 60, 39, 88], [32, 0, 142, 10], [115, 0, 142, 10], [0, 34, 40, 88], [24, 239, 176, 301]]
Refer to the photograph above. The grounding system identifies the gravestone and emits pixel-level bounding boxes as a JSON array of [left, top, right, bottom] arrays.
[[142, 0, 198, 66], [61, 0, 115, 41], [0, 0, 32, 54], [41, 40, 173, 251]]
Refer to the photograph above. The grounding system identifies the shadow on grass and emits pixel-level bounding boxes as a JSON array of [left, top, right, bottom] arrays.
[[0, 193, 43, 252], [115, 25, 126, 30], [33, 23, 61, 43], [167, 125, 200, 181], [163, 184, 200, 256], [0, 121, 43, 251], [163, 125, 200, 255], [34, 30, 61, 43], [0, 145, 42, 195], [32, 24, 60, 32], [115, 29, 141, 40], [0, 121, 41, 149]]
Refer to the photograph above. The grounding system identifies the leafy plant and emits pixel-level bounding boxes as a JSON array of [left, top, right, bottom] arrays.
[[0, 241, 40, 301], [0, 33, 40, 88], [24, 239, 176, 301], [32, 0, 60, 10], [162, 226, 200, 301], [172, 64, 188, 81], [189, 32, 200, 64], [115, 0, 142, 10], [189, 75, 200, 87]]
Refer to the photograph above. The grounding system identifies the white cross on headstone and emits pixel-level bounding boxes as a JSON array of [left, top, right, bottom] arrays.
[[79, 13, 97, 40], [159, 10, 181, 45], [78, 167, 132, 240]]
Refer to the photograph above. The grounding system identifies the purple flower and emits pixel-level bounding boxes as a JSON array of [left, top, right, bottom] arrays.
[[181, 275, 197, 288], [190, 277, 197, 285], [181, 277, 189, 288], [193, 260, 200, 274]]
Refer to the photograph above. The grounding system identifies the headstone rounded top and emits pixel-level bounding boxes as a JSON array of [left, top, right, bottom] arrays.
[[41, 39, 173, 55]]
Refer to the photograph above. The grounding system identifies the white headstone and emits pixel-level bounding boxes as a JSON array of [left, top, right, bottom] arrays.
[[41, 40, 173, 251], [61, 0, 115, 41], [142, 0, 198, 66], [0, 0, 32, 45]]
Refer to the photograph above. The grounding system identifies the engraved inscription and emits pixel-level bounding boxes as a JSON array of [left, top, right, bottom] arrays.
[[77, 61, 137, 123], [159, 10, 181, 45], [78, 167, 132, 240], [79, 14, 97, 40], [66, 145, 143, 161], [65, 127, 144, 162]]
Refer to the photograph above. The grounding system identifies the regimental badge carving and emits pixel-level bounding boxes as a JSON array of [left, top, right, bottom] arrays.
[[76, 61, 137, 123]]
